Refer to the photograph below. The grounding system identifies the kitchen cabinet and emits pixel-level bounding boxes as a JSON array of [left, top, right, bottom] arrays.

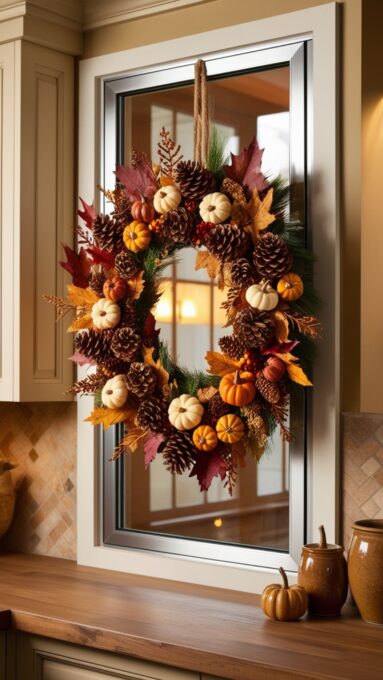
[[0, 631, 5, 677], [14, 633, 198, 680]]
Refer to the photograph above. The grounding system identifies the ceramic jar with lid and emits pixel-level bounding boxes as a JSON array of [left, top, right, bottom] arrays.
[[298, 525, 348, 617], [348, 519, 383, 625]]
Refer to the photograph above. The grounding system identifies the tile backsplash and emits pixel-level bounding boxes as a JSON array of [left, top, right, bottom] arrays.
[[0, 405, 381, 562], [0, 403, 76, 559]]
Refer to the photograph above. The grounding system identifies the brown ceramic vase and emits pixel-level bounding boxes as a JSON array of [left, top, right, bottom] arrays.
[[348, 519, 383, 625], [298, 525, 348, 617]]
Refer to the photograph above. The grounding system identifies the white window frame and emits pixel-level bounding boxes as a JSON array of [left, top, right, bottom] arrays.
[[77, 2, 338, 593]]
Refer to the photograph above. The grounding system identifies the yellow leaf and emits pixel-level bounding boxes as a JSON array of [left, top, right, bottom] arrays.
[[205, 351, 241, 377], [275, 352, 299, 365], [197, 386, 218, 403], [118, 426, 148, 453], [67, 285, 99, 308], [127, 271, 145, 301], [85, 406, 136, 429], [195, 250, 221, 280], [273, 311, 290, 343], [142, 345, 169, 388], [245, 188, 276, 243], [287, 363, 313, 387], [160, 175, 174, 187], [67, 314, 93, 332]]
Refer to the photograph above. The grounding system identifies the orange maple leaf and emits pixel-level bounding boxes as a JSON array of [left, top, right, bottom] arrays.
[[66, 285, 99, 308], [286, 363, 313, 387], [245, 187, 276, 243], [127, 271, 145, 301], [85, 406, 136, 429], [67, 313, 93, 332], [195, 250, 221, 280], [205, 351, 241, 377]]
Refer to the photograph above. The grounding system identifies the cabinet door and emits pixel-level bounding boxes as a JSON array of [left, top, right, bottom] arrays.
[[0, 632, 5, 679], [15, 633, 198, 680]]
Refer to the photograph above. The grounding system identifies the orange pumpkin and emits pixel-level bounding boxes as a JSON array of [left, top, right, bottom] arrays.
[[123, 221, 151, 253], [219, 370, 256, 406], [277, 273, 304, 301], [216, 414, 245, 444], [263, 356, 286, 383], [103, 276, 127, 302], [131, 199, 155, 223], [192, 425, 217, 452]]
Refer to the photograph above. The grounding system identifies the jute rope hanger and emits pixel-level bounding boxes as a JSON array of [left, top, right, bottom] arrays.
[[193, 59, 209, 168]]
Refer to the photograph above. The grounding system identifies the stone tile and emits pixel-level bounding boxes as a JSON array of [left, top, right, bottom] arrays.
[[353, 477, 381, 507], [361, 498, 379, 517], [372, 487, 383, 510], [346, 414, 383, 445], [344, 455, 368, 486], [373, 469, 383, 486], [361, 456, 381, 477]]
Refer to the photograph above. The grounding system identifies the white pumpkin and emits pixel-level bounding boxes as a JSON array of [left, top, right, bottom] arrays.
[[153, 185, 181, 214], [102, 375, 128, 409], [168, 394, 204, 431], [199, 192, 231, 224], [245, 281, 279, 311], [91, 298, 121, 330]]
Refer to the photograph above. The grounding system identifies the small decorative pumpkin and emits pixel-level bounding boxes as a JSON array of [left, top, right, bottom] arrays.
[[277, 273, 304, 301], [199, 192, 231, 224], [219, 370, 256, 407], [245, 281, 279, 311], [216, 414, 244, 444], [261, 567, 308, 621], [263, 356, 286, 383], [103, 276, 127, 302], [91, 298, 121, 330], [123, 221, 151, 253], [193, 425, 217, 451], [101, 374, 128, 409], [153, 186, 181, 214], [131, 199, 155, 223], [168, 394, 204, 431]]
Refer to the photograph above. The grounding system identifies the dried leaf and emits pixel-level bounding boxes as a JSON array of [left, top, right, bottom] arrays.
[[273, 310, 290, 343], [127, 270, 145, 301], [287, 363, 313, 387], [223, 137, 267, 192], [69, 351, 95, 366], [142, 345, 170, 388], [245, 188, 276, 243], [85, 406, 136, 429], [119, 426, 148, 453], [189, 450, 226, 492], [197, 386, 218, 403], [195, 250, 221, 280], [217, 263, 232, 291], [205, 351, 241, 377], [59, 245, 92, 288], [144, 432, 164, 467], [67, 285, 99, 308], [86, 246, 116, 269], [245, 436, 267, 462], [67, 314, 93, 332], [275, 352, 299, 365], [116, 159, 158, 202], [78, 198, 96, 230], [231, 441, 247, 467], [160, 175, 174, 187]]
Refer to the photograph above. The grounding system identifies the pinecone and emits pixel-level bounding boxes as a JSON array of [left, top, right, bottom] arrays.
[[75, 329, 113, 363], [93, 214, 124, 252], [100, 356, 129, 377], [162, 207, 194, 243], [175, 160, 214, 200], [255, 373, 280, 404], [205, 223, 250, 262], [111, 327, 140, 362], [162, 431, 195, 474], [219, 334, 246, 360], [233, 308, 275, 349], [136, 397, 169, 433], [120, 300, 137, 329], [115, 251, 140, 280], [208, 393, 230, 421], [230, 258, 256, 287], [66, 370, 105, 395], [253, 233, 292, 281], [89, 270, 106, 296], [221, 178, 247, 205], [126, 362, 157, 398]]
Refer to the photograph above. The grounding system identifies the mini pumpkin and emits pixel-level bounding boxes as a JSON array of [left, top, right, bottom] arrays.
[[123, 221, 151, 253], [153, 185, 181, 214], [263, 356, 286, 383], [103, 276, 127, 302], [219, 370, 256, 407], [245, 281, 279, 311], [131, 199, 155, 223], [216, 414, 244, 444], [91, 298, 121, 330], [277, 272, 304, 301], [193, 425, 217, 451], [199, 192, 231, 224], [261, 567, 308, 622], [101, 374, 128, 409], [168, 394, 204, 431]]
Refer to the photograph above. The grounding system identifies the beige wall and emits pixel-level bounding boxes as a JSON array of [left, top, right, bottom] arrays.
[[82, 0, 367, 413]]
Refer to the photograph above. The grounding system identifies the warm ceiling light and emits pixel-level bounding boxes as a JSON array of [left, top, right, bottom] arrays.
[[155, 298, 172, 321], [180, 299, 197, 319]]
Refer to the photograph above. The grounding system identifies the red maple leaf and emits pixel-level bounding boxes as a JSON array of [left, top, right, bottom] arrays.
[[78, 198, 97, 229], [263, 340, 299, 356], [223, 137, 268, 192], [143, 312, 160, 343], [144, 432, 164, 468], [116, 159, 158, 202], [189, 450, 226, 492], [86, 246, 115, 269], [59, 245, 93, 288]]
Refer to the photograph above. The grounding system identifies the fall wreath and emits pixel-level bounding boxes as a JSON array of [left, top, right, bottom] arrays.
[[47, 65, 320, 493]]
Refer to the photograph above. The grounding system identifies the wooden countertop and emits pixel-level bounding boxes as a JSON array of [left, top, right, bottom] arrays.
[[0, 554, 382, 680]]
